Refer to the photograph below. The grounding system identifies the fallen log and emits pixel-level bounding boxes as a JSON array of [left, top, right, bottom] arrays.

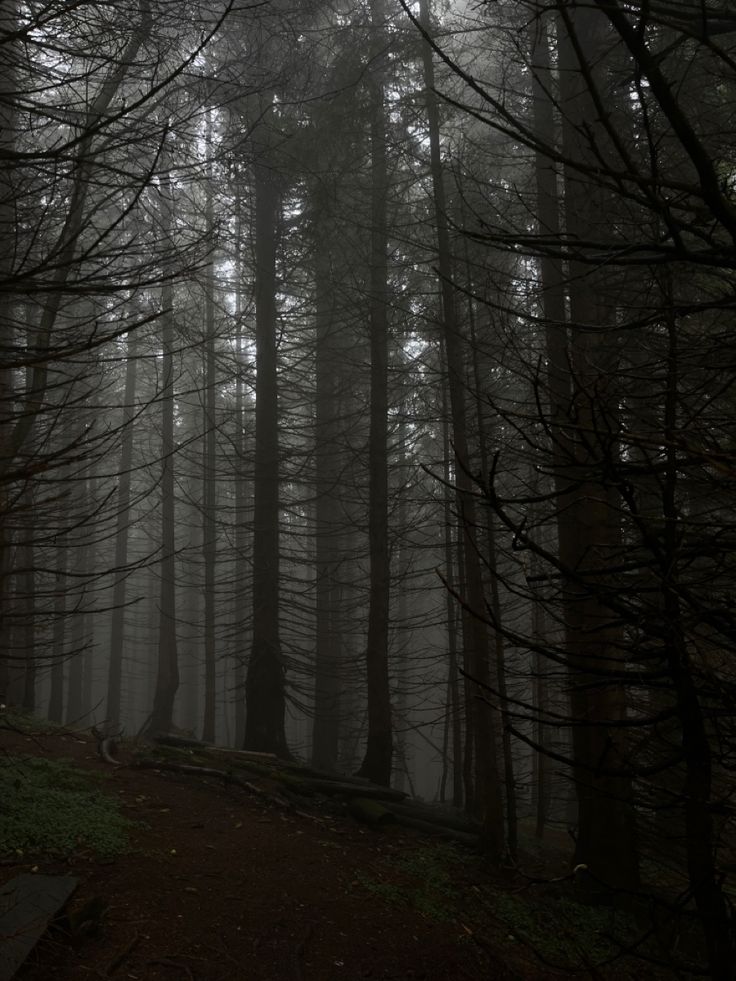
[[391, 813, 479, 847], [348, 797, 396, 827], [280, 776, 407, 802], [204, 746, 279, 763], [388, 801, 481, 836], [153, 735, 210, 751], [132, 758, 295, 810], [134, 755, 407, 809], [104, 932, 141, 978]]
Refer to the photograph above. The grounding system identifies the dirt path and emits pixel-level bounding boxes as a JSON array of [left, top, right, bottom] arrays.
[[3, 730, 524, 981]]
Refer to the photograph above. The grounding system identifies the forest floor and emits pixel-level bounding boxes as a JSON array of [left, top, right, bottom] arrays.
[[1, 721, 677, 981]]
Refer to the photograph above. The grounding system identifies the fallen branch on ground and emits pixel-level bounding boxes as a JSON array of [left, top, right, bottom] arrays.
[[132, 758, 295, 810], [104, 932, 141, 977]]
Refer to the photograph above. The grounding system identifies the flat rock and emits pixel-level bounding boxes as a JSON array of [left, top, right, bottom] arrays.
[[0, 873, 78, 980]]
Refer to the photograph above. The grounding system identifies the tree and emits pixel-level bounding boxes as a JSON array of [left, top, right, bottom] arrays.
[[106, 328, 140, 727], [417, 0, 504, 856], [149, 158, 180, 736], [244, 93, 289, 756], [357, 0, 394, 787]]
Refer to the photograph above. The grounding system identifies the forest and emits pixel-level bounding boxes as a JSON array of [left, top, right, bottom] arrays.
[[1, 0, 736, 977]]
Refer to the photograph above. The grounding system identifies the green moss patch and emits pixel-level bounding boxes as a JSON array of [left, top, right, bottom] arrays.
[[0, 756, 136, 859]]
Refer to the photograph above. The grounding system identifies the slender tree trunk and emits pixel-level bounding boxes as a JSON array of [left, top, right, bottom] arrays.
[[201, 110, 217, 743], [66, 468, 89, 725], [357, 0, 393, 786], [529, 7, 576, 842], [179, 374, 202, 733], [659, 294, 734, 979], [233, 207, 247, 749], [556, 6, 639, 891], [530, 521, 549, 839], [82, 432, 97, 722], [245, 101, 288, 757], [442, 388, 463, 809], [20, 490, 35, 712], [106, 328, 139, 726], [149, 164, 179, 736], [48, 541, 67, 723], [0, 0, 19, 700], [467, 292, 518, 859], [312, 225, 342, 771], [420, 0, 503, 857], [394, 430, 411, 794]]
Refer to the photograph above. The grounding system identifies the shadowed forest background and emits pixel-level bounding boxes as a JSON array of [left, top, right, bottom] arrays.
[[2, 0, 736, 976]]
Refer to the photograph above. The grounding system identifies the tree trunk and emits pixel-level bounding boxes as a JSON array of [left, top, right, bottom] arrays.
[[357, 0, 393, 787], [20, 488, 35, 712], [233, 204, 247, 749], [106, 328, 139, 727], [556, 5, 639, 891], [66, 469, 90, 725], [467, 291, 517, 859], [244, 100, 288, 757], [419, 0, 503, 859], [149, 163, 180, 736], [0, 0, 18, 702], [201, 109, 217, 744], [659, 297, 734, 979], [311, 224, 343, 772], [528, 11, 571, 841], [48, 540, 67, 723], [441, 385, 463, 809]]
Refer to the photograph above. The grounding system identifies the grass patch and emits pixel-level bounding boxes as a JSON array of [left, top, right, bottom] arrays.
[[0, 756, 137, 859]]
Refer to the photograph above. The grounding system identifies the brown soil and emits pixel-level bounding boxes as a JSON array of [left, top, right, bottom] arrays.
[[2, 728, 541, 981]]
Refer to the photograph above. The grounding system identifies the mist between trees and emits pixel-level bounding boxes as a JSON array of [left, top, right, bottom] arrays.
[[1, 0, 736, 975]]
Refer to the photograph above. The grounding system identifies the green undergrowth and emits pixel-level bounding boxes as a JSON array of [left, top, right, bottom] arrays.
[[486, 887, 639, 970], [0, 708, 62, 735], [357, 842, 468, 923], [359, 842, 651, 972], [0, 755, 137, 859]]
